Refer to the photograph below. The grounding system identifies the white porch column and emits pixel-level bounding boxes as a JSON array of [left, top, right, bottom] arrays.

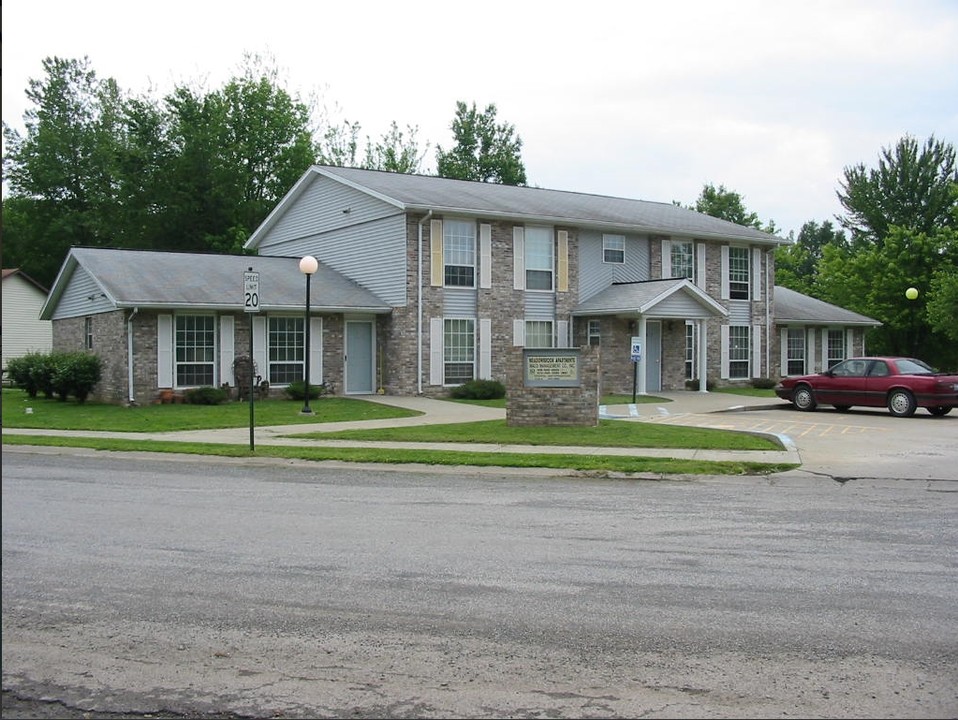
[[637, 315, 648, 395], [698, 319, 709, 392]]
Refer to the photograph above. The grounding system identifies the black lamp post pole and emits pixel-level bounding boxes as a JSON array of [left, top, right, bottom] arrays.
[[302, 271, 313, 415]]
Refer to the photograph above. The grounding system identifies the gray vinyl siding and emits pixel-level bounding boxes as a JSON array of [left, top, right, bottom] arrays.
[[51, 267, 112, 320], [443, 288, 477, 316], [654, 292, 709, 318], [728, 300, 752, 324], [578, 230, 650, 302], [524, 292, 555, 319]]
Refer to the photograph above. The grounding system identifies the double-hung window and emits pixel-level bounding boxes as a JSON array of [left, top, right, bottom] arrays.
[[672, 241, 694, 280], [175, 315, 215, 386], [827, 329, 845, 369], [786, 328, 806, 375], [729, 325, 750, 379], [444, 318, 475, 384], [728, 246, 750, 299], [525, 320, 554, 348], [603, 234, 625, 264], [588, 319, 601, 347], [84, 317, 94, 350], [444, 219, 476, 287], [268, 316, 305, 384], [525, 227, 554, 290]]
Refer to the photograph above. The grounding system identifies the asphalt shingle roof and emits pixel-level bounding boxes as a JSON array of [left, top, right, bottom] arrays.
[[774, 285, 880, 326]]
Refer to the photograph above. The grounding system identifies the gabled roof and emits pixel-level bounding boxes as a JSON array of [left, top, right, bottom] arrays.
[[40, 248, 391, 320], [572, 278, 728, 318], [246, 166, 786, 250], [774, 285, 881, 326], [3, 268, 49, 293]]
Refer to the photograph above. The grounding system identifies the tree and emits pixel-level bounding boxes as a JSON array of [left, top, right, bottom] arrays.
[[435, 101, 526, 185], [363, 121, 428, 174], [774, 220, 846, 295], [837, 134, 957, 247], [680, 183, 778, 234]]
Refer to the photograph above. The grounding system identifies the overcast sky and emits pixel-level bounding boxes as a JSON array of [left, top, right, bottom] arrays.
[[3, 0, 956, 237]]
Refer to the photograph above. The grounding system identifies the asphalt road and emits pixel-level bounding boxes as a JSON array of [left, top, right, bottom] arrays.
[[3, 447, 957, 719]]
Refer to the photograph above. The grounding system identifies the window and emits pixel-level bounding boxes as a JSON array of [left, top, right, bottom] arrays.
[[672, 241, 694, 280], [444, 219, 476, 287], [603, 234, 625, 264], [175, 315, 215, 386], [729, 325, 750, 379], [588, 319, 601, 347], [685, 322, 696, 379], [268, 316, 305, 384], [827, 329, 845, 369], [786, 328, 806, 375], [444, 318, 474, 384], [728, 246, 750, 299], [525, 226, 554, 290], [525, 320, 554, 348], [84, 317, 93, 350]]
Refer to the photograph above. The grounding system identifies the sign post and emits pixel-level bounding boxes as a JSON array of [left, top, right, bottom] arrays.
[[244, 269, 260, 451], [630, 336, 642, 403]]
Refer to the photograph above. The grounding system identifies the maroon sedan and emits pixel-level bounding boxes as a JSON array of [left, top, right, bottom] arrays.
[[774, 356, 958, 417]]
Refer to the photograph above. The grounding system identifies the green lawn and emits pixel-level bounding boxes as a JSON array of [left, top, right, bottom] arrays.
[[1, 387, 796, 476]]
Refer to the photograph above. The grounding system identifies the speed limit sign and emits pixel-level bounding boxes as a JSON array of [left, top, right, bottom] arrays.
[[244, 270, 260, 312]]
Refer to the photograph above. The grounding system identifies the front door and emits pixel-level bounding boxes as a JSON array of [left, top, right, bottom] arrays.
[[345, 321, 374, 394], [645, 321, 662, 392]]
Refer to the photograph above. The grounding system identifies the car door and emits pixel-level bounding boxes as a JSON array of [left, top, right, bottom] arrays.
[[817, 358, 868, 405], [864, 359, 893, 407]]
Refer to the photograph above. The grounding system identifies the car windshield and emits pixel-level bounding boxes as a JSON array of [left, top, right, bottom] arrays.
[[896, 358, 934, 375]]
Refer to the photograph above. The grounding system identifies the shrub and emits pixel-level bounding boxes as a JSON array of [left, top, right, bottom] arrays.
[[685, 377, 717, 391], [48, 352, 102, 403], [284, 380, 327, 401], [751, 377, 777, 390], [5, 354, 41, 397], [185, 386, 228, 405], [449, 379, 506, 400]]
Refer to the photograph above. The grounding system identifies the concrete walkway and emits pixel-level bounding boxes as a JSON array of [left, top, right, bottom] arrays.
[[3, 392, 800, 468]]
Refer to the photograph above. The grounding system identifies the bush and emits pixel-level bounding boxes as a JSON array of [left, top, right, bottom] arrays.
[[449, 379, 506, 400], [751, 377, 777, 389], [284, 380, 327, 401], [685, 377, 717, 391], [49, 352, 102, 403], [5, 353, 41, 397], [185, 386, 228, 405]]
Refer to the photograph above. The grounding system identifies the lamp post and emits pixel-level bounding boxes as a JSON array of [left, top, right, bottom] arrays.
[[905, 287, 919, 357], [299, 255, 319, 414]]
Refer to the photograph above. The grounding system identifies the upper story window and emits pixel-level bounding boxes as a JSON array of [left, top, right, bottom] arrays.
[[268, 316, 305, 385], [525, 226, 554, 291], [175, 314, 215, 387], [728, 246, 750, 299], [444, 219, 476, 287], [671, 241, 694, 279], [603, 234, 625, 264]]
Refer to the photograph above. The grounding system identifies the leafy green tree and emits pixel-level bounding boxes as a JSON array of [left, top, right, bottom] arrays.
[[363, 121, 428, 173], [774, 220, 846, 295], [837, 134, 957, 247], [680, 183, 778, 234], [435, 101, 527, 185]]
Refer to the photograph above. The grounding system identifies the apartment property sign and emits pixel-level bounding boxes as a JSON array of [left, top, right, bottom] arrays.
[[524, 348, 580, 387]]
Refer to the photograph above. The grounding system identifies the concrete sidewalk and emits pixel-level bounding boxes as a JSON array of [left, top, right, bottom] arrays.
[[3, 391, 800, 467]]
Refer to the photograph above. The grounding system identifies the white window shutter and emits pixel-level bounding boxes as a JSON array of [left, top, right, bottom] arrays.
[[720, 324, 730, 379], [720, 246, 730, 300], [479, 318, 492, 379], [513, 319, 525, 346], [479, 223, 492, 289], [752, 248, 763, 301], [821, 328, 828, 370], [557, 319, 569, 348], [430, 219, 443, 287], [557, 230, 569, 292], [513, 227, 525, 290], [219, 315, 235, 386], [846, 329, 854, 358], [157, 314, 173, 388], [252, 316, 267, 382], [661, 239, 672, 278], [310, 317, 323, 384], [780, 328, 789, 377], [696, 242, 706, 288], [752, 324, 762, 378], [429, 317, 443, 385]]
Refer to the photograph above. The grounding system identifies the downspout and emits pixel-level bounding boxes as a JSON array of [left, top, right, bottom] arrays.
[[127, 307, 139, 405], [417, 210, 434, 395], [765, 249, 771, 378]]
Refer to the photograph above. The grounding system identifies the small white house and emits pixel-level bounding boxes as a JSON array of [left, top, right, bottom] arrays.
[[2, 268, 53, 376]]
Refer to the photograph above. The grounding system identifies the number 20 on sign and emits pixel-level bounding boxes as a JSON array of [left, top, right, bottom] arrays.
[[244, 271, 260, 312]]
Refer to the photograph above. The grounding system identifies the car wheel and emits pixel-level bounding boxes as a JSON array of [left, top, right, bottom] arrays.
[[792, 385, 817, 411], [833, 405, 851, 412], [928, 406, 952, 416], [887, 389, 917, 417]]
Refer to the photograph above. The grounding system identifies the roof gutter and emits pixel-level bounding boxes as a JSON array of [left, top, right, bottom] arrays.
[[417, 210, 433, 395]]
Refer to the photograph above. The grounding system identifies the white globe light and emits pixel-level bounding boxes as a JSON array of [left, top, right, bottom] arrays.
[[299, 255, 319, 275]]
